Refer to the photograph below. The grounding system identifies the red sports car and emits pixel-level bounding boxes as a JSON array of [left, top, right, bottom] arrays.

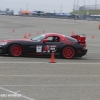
[[0, 33, 87, 59]]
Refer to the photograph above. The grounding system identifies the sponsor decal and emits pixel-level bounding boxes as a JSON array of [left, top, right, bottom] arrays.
[[47, 50, 50, 52], [36, 45, 42, 52], [44, 45, 49, 51], [43, 45, 57, 53]]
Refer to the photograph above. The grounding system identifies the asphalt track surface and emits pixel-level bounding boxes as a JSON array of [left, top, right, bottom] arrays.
[[0, 15, 100, 100]]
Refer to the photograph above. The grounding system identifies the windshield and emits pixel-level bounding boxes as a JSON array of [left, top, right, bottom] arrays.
[[32, 34, 45, 41]]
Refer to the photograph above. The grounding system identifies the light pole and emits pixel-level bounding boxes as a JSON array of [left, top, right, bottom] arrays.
[[77, 0, 80, 16], [26, 3, 28, 10], [77, 0, 79, 10], [87, 0, 90, 15], [60, 4, 62, 13], [95, 0, 97, 9], [84, 0, 85, 6], [73, 0, 76, 11]]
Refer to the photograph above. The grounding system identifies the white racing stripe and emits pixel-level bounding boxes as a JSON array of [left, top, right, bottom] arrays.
[[0, 87, 35, 100]]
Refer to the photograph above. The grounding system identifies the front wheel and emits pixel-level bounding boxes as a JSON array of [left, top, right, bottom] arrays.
[[61, 46, 75, 59], [9, 44, 22, 57]]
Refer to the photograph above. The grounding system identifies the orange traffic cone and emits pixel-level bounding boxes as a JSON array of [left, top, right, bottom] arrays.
[[49, 51, 56, 63], [92, 35, 94, 39], [37, 31, 40, 34], [43, 30, 45, 33], [12, 29, 15, 32], [74, 18, 76, 23], [98, 23, 100, 30], [71, 31, 74, 36], [24, 34, 27, 38], [28, 32, 31, 36]]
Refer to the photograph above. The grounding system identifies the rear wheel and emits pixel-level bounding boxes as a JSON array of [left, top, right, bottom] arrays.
[[9, 44, 22, 57], [62, 46, 75, 59]]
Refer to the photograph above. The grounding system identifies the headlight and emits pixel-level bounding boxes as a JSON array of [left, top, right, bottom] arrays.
[[0, 42, 8, 45]]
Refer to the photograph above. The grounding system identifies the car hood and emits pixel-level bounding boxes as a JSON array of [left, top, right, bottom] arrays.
[[1, 39, 32, 42]]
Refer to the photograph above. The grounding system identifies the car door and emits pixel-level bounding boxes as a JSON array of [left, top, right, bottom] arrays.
[[24, 36, 61, 56], [23, 41, 44, 55], [42, 36, 62, 54]]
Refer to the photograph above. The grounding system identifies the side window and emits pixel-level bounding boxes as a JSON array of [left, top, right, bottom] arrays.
[[52, 36, 60, 42], [46, 36, 60, 42], [46, 37, 53, 41]]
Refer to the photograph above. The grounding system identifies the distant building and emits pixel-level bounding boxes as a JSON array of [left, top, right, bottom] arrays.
[[79, 4, 100, 11], [0, 8, 14, 15]]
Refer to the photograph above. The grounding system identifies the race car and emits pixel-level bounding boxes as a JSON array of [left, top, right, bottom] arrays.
[[0, 33, 87, 59]]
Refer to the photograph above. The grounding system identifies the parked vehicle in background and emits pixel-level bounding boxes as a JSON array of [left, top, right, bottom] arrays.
[[32, 11, 45, 16]]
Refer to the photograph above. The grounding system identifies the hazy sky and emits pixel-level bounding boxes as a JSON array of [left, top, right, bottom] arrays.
[[0, 0, 100, 13]]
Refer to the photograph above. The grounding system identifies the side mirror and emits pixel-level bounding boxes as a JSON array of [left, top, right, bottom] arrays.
[[42, 39, 47, 43]]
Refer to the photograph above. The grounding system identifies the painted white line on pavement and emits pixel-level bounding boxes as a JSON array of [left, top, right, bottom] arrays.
[[0, 84, 100, 87], [0, 62, 47, 63], [0, 62, 99, 64], [0, 87, 35, 100], [0, 75, 100, 77]]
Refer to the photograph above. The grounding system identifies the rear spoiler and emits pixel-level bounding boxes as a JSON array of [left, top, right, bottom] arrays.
[[71, 34, 86, 43], [71, 34, 86, 48]]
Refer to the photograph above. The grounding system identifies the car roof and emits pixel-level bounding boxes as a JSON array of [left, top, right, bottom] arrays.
[[44, 33, 65, 37]]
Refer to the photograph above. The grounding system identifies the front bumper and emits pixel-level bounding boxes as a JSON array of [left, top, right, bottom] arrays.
[[75, 48, 88, 57], [0, 46, 7, 54]]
